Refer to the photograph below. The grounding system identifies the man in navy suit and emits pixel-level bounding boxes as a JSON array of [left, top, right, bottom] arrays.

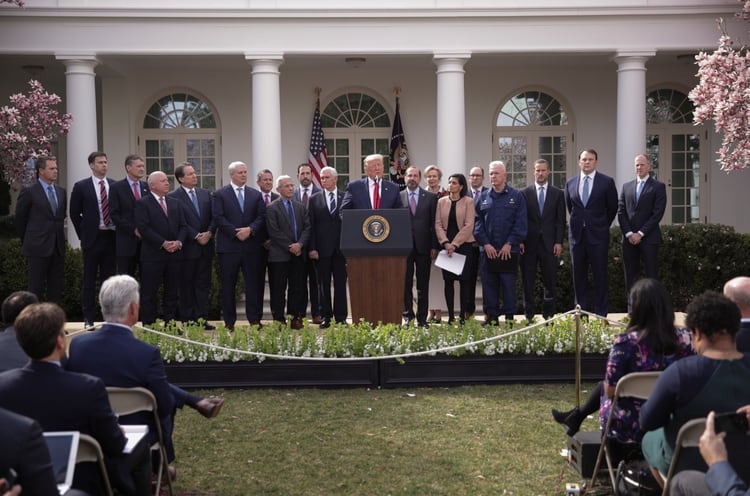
[[617, 154, 666, 296], [467, 166, 488, 318], [213, 161, 266, 328], [340, 153, 404, 212], [565, 149, 618, 317], [254, 169, 279, 321], [169, 163, 215, 328], [0, 291, 38, 372], [14, 156, 67, 303], [110, 154, 149, 277], [520, 159, 566, 320], [67, 275, 224, 478], [134, 171, 188, 325], [0, 302, 150, 495], [294, 163, 322, 323], [308, 166, 348, 328], [70, 151, 117, 326], [266, 176, 312, 329], [400, 166, 438, 327], [724, 276, 750, 352]]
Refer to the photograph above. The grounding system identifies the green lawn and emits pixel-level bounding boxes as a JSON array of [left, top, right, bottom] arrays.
[[171, 383, 602, 495]]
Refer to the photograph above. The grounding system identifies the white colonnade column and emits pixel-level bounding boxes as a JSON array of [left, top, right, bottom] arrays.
[[433, 52, 470, 172], [55, 54, 99, 248], [245, 54, 284, 180], [613, 51, 655, 190]]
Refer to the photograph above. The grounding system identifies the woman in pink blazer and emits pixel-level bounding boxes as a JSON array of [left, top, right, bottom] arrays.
[[435, 173, 476, 324]]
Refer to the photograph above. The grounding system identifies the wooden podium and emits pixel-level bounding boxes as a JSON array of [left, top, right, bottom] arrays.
[[341, 209, 411, 325]]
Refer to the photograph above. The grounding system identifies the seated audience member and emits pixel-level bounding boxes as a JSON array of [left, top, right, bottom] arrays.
[[670, 408, 750, 496], [639, 291, 750, 488], [723, 276, 750, 352], [0, 303, 149, 495], [66, 274, 224, 479], [552, 278, 694, 455], [0, 291, 39, 372], [0, 406, 58, 495]]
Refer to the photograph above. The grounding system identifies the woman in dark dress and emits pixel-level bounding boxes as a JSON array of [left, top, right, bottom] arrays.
[[434, 173, 475, 324]]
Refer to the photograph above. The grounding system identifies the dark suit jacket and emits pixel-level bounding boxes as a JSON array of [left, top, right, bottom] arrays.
[[212, 184, 266, 254], [110, 178, 149, 257], [70, 177, 116, 249], [266, 198, 312, 262], [0, 361, 126, 459], [565, 171, 618, 247], [294, 185, 321, 204], [738, 320, 750, 353], [255, 190, 280, 244], [340, 177, 403, 213], [522, 183, 566, 252], [66, 323, 175, 434], [14, 181, 66, 258], [617, 177, 666, 244], [401, 187, 438, 254], [308, 189, 345, 258], [0, 407, 59, 495], [0, 327, 29, 373], [134, 194, 188, 262], [168, 187, 215, 259]]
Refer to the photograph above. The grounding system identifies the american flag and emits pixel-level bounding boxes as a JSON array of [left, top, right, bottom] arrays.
[[390, 97, 409, 190], [308, 98, 328, 188]]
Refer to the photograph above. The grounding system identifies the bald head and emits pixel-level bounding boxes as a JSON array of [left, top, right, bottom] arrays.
[[724, 276, 750, 317]]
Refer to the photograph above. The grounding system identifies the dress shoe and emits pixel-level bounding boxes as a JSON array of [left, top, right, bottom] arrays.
[[84, 321, 94, 329], [312, 315, 322, 325], [319, 319, 331, 329], [551, 407, 585, 436], [291, 317, 304, 330], [195, 396, 225, 419], [249, 321, 261, 327], [203, 322, 216, 330]]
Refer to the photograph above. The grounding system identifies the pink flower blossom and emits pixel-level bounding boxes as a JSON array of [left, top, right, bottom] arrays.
[[0, 80, 72, 187]]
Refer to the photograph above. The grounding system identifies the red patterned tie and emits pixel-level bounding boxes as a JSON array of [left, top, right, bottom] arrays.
[[159, 196, 168, 217], [100, 180, 111, 226], [373, 179, 380, 209], [133, 181, 141, 200]]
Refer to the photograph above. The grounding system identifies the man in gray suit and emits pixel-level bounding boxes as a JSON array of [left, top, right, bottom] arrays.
[[520, 159, 566, 320], [401, 166, 438, 327], [266, 175, 312, 329]]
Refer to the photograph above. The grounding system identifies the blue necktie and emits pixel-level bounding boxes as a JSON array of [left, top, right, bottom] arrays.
[[285, 200, 297, 242], [47, 185, 57, 213], [329, 192, 336, 215], [237, 187, 244, 212], [581, 176, 590, 206], [635, 180, 644, 203], [537, 186, 545, 214], [190, 189, 200, 214]]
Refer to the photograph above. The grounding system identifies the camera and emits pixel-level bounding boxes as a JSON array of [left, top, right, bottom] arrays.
[[565, 482, 580, 495]]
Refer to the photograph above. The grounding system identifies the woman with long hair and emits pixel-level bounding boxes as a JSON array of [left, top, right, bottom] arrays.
[[435, 173, 475, 324], [424, 164, 448, 322], [552, 279, 693, 454]]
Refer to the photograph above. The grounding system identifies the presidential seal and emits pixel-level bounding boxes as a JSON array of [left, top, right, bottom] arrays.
[[362, 214, 390, 243]]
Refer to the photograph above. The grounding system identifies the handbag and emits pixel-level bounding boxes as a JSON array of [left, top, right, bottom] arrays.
[[614, 459, 659, 496]]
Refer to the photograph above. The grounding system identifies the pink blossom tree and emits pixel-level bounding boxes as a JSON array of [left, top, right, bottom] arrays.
[[689, 1, 750, 171], [0, 80, 72, 188]]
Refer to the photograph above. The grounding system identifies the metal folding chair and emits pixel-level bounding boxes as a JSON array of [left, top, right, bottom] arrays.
[[660, 417, 706, 496], [585, 371, 662, 494], [106, 386, 175, 496], [76, 433, 114, 496]]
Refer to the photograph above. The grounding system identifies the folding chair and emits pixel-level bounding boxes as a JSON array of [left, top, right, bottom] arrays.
[[76, 433, 114, 496], [585, 371, 662, 494], [106, 386, 175, 496], [660, 417, 706, 496]]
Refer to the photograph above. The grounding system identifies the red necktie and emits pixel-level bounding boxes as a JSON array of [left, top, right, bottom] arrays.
[[133, 181, 141, 200], [159, 196, 168, 216], [302, 189, 309, 208], [373, 179, 380, 209], [100, 180, 111, 226]]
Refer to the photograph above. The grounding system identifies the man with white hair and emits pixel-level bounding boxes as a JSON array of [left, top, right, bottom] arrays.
[[724, 276, 750, 352], [134, 170, 187, 325], [67, 275, 224, 480]]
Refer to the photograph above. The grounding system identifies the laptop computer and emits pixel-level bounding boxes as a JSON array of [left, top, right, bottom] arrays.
[[43, 431, 80, 494]]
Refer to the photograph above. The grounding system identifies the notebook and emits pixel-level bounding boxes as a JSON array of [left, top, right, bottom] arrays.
[[43, 431, 80, 494]]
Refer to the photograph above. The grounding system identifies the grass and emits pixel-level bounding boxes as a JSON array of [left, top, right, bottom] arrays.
[[170, 383, 601, 495]]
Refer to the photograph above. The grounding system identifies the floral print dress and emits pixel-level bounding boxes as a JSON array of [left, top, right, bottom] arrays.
[[598, 327, 694, 444]]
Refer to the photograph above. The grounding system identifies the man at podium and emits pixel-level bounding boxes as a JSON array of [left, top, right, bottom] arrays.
[[340, 154, 404, 212]]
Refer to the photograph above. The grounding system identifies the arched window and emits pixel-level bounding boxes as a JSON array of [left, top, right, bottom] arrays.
[[645, 88, 706, 224], [139, 91, 220, 190], [320, 91, 391, 188], [493, 90, 572, 189]]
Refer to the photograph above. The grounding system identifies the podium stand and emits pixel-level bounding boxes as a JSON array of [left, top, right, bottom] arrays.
[[341, 209, 411, 325]]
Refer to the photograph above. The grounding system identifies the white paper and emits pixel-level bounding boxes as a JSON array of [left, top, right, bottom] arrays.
[[434, 249, 466, 276]]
